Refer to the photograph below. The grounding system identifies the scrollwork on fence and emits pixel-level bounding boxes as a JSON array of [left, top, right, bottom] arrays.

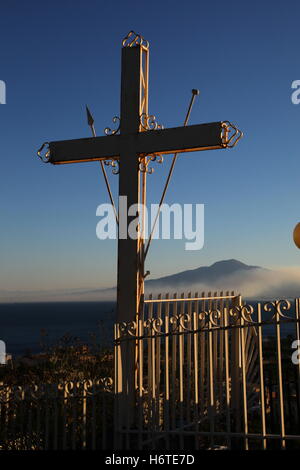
[[196, 309, 223, 327], [144, 317, 163, 334], [100, 376, 114, 393], [0, 383, 57, 404], [263, 299, 292, 320], [229, 304, 255, 325], [0, 378, 113, 405], [208, 309, 222, 327], [117, 320, 138, 339], [170, 313, 192, 332], [114, 298, 298, 341]]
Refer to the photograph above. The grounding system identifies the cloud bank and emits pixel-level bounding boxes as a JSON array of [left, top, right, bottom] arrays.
[[1, 266, 300, 303], [146, 268, 300, 300]]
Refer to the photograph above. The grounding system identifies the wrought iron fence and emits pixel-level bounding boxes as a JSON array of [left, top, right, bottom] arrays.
[[0, 378, 113, 450], [114, 293, 300, 450], [2, 292, 300, 451]]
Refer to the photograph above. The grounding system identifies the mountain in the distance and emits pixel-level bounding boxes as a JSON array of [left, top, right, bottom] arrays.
[[145, 259, 263, 291], [3, 259, 300, 302]]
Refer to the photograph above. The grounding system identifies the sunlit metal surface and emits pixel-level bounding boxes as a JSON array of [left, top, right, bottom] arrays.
[[139, 153, 164, 174], [221, 121, 243, 148], [114, 292, 300, 450], [140, 113, 164, 131], [122, 30, 149, 49]]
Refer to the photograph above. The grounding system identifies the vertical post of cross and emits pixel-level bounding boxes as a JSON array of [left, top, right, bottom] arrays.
[[117, 43, 148, 323], [116, 39, 149, 442]]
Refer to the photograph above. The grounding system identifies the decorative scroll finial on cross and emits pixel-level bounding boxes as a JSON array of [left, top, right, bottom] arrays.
[[221, 121, 243, 148], [122, 30, 149, 49], [37, 142, 50, 163]]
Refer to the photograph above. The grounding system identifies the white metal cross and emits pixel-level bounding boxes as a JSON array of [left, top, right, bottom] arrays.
[[38, 31, 242, 326]]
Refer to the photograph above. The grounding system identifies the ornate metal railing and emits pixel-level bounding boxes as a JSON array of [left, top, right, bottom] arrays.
[[0, 378, 113, 450], [2, 294, 300, 450], [114, 294, 300, 450]]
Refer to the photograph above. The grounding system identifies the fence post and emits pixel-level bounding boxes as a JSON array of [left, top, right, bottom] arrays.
[[231, 294, 242, 447], [114, 317, 138, 450]]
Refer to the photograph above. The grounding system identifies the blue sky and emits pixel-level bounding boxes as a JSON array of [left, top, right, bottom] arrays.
[[1, 0, 300, 296]]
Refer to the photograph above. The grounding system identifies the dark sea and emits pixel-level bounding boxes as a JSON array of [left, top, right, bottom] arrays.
[[0, 302, 116, 357], [0, 300, 298, 358]]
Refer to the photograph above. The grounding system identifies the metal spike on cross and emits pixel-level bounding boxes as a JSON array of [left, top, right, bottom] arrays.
[[85, 105, 118, 224]]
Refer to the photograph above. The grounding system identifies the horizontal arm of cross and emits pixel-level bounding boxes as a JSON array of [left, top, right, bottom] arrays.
[[47, 122, 230, 165]]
